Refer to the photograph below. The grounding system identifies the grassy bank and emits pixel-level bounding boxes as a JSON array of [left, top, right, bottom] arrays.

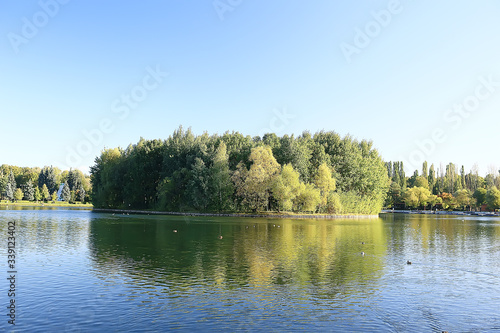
[[0, 200, 93, 209], [93, 208, 378, 219]]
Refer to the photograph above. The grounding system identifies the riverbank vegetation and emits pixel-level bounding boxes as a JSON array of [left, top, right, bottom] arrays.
[[385, 161, 500, 211], [90, 127, 389, 214], [0, 165, 91, 204], [0, 200, 92, 208]]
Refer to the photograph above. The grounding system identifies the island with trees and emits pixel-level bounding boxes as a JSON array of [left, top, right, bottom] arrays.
[[90, 127, 388, 215]]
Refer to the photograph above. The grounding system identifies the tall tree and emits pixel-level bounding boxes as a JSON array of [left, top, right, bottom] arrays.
[[428, 164, 436, 194], [271, 163, 301, 212], [5, 183, 14, 201], [7, 171, 16, 194], [60, 182, 71, 202], [460, 165, 466, 190], [24, 180, 35, 201], [14, 188, 24, 201], [67, 169, 82, 191], [233, 146, 280, 211], [186, 158, 209, 210], [391, 162, 400, 187], [77, 184, 86, 202], [208, 142, 234, 212], [398, 161, 406, 190], [41, 184, 50, 202], [314, 163, 336, 212], [274, 135, 311, 182], [486, 187, 500, 210], [422, 161, 428, 180], [34, 186, 42, 202], [0, 171, 6, 195], [38, 166, 58, 194]]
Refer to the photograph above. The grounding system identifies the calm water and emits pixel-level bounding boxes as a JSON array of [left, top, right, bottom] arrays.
[[1, 208, 500, 332]]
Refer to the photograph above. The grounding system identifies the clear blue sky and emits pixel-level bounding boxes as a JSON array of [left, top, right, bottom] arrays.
[[1, 1, 499, 176]]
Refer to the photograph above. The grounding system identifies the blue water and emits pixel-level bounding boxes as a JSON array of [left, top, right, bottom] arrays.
[[1, 209, 500, 332]]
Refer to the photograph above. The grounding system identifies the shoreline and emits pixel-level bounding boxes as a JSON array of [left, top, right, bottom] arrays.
[[0, 201, 93, 209], [380, 209, 500, 217], [92, 208, 379, 220]]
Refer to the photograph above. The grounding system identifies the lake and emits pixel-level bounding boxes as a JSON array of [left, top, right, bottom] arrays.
[[1, 208, 499, 332]]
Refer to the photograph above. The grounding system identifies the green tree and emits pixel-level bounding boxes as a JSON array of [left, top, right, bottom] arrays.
[[38, 166, 58, 194], [428, 164, 436, 194], [455, 189, 472, 211], [274, 135, 311, 182], [486, 187, 500, 211], [460, 165, 466, 190], [77, 184, 86, 202], [407, 170, 419, 188], [34, 186, 42, 202], [234, 146, 280, 211], [5, 183, 14, 201], [7, 171, 16, 195], [51, 190, 58, 202], [208, 142, 234, 212], [0, 171, 6, 196], [403, 187, 431, 209], [473, 188, 487, 208], [90, 148, 124, 208], [314, 163, 336, 212], [24, 180, 35, 201], [294, 183, 321, 212], [14, 188, 24, 201], [67, 169, 84, 191], [385, 181, 401, 208], [41, 184, 50, 202], [414, 176, 429, 189], [326, 192, 343, 214], [231, 161, 249, 211], [422, 161, 428, 180], [61, 182, 71, 202], [271, 164, 301, 212], [69, 190, 76, 204], [186, 158, 209, 210]]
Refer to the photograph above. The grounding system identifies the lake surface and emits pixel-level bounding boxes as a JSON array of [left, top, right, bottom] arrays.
[[1, 208, 500, 332]]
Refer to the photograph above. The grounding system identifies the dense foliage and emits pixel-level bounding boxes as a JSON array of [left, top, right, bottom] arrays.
[[0, 165, 91, 203], [90, 127, 389, 214], [385, 161, 500, 211]]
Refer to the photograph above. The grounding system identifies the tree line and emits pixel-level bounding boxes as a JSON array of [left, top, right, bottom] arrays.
[[90, 127, 389, 214], [0, 165, 91, 203], [385, 161, 500, 211]]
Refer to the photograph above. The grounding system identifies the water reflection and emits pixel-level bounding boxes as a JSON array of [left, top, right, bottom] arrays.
[[381, 214, 500, 262], [0, 209, 90, 253], [89, 216, 387, 297]]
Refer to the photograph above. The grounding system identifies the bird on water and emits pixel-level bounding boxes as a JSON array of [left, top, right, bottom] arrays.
[[407, 260, 412, 265]]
